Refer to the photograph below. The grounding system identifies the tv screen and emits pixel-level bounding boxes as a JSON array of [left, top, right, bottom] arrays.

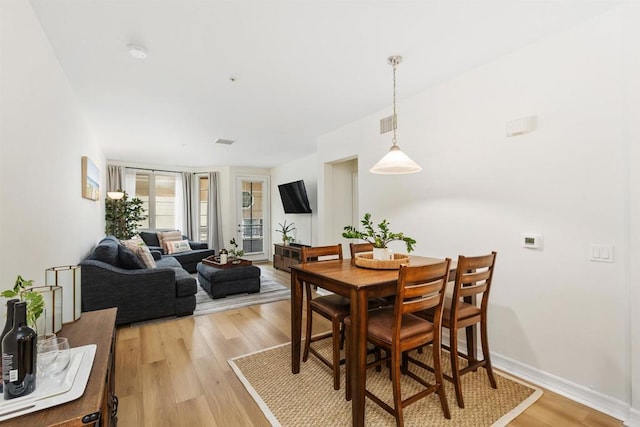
[[278, 180, 312, 214]]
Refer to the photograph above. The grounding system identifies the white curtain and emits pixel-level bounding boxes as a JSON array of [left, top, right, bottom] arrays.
[[175, 173, 184, 233], [124, 168, 137, 196], [208, 172, 224, 251]]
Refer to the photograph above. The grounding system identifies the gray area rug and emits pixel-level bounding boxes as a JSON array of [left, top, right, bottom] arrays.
[[193, 278, 290, 316]]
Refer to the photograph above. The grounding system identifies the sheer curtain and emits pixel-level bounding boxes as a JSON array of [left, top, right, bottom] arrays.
[[208, 172, 224, 251], [124, 168, 137, 195]]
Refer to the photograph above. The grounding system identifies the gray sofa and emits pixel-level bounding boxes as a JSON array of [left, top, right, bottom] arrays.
[[80, 236, 197, 325], [138, 230, 215, 273]]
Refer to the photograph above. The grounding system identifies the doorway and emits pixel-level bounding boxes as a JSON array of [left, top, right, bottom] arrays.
[[235, 175, 270, 261]]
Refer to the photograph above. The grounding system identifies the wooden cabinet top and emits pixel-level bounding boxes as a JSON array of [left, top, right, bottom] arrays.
[[3, 308, 117, 426]]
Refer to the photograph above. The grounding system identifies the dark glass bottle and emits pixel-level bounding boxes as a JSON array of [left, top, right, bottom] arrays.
[[2, 301, 37, 399], [0, 299, 19, 394]]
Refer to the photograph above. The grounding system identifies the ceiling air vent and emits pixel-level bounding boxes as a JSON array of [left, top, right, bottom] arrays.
[[215, 139, 235, 145], [380, 114, 397, 135]]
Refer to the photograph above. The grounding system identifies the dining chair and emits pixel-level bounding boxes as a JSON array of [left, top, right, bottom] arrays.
[[301, 244, 350, 390], [418, 251, 498, 408], [345, 260, 452, 426], [349, 242, 373, 258]]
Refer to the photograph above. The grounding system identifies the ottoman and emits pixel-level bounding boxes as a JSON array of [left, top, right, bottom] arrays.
[[196, 262, 261, 299]]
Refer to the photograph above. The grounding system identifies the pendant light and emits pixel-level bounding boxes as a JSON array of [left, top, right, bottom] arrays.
[[369, 56, 422, 174]]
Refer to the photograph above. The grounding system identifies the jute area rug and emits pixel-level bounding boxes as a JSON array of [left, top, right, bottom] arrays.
[[229, 339, 542, 426], [193, 278, 290, 316]]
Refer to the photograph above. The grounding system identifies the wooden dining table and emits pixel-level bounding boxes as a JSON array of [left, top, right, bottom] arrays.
[[290, 255, 459, 427]]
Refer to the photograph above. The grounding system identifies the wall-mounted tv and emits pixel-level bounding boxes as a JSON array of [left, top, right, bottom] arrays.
[[278, 180, 312, 214]]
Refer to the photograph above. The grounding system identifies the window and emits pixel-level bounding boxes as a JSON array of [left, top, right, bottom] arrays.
[[133, 172, 178, 230]]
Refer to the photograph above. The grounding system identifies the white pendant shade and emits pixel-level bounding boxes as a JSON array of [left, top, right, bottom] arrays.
[[107, 191, 125, 200], [369, 145, 423, 174]]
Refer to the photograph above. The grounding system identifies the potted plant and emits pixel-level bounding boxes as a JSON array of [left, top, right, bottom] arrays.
[[1, 275, 44, 330], [105, 190, 146, 239], [342, 213, 416, 260], [276, 220, 296, 245], [229, 238, 245, 260]]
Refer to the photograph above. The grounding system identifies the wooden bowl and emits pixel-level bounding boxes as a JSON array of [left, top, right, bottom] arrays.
[[354, 252, 410, 270]]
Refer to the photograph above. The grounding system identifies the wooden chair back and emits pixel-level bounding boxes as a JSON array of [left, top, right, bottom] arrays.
[[394, 260, 451, 342], [300, 244, 343, 263], [349, 242, 373, 258], [451, 252, 497, 328]]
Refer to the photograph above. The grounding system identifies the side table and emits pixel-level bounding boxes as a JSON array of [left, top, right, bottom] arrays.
[[3, 308, 118, 426]]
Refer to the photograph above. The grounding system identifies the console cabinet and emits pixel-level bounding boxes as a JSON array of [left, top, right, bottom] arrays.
[[273, 244, 304, 272]]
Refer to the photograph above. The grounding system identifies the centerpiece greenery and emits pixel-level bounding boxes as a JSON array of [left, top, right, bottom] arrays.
[[105, 190, 146, 239], [1, 275, 44, 329], [276, 220, 296, 244], [229, 238, 245, 259], [342, 213, 416, 253]]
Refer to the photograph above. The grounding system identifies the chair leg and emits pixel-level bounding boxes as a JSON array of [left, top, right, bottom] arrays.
[[432, 343, 451, 419], [391, 349, 403, 427], [332, 318, 341, 390], [481, 318, 497, 389], [345, 324, 351, 401], [450, 327, 465, 408], [302, 305, 313, 362]]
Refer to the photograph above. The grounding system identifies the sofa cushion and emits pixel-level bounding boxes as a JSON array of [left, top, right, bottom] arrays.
[[89, 237, 120, 267], [118, 245, 146, 269], [156, 256, 183, 269], [139, 231, 161, 247], [166, 239, 192, 254]]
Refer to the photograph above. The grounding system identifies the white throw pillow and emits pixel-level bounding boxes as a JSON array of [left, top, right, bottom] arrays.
[[166, 239, 191, 254]]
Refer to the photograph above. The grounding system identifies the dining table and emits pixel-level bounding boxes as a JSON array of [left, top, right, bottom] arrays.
[[290, 255, 461, 427]]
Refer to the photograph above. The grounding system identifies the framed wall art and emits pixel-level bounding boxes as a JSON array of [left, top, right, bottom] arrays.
[[81, 156, 100, 201]]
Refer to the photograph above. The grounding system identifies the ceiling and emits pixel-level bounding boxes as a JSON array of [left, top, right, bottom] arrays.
[[29, 0, 622, 169]]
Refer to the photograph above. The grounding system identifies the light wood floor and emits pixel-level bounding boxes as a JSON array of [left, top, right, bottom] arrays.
[[115, 262, 622, 426]]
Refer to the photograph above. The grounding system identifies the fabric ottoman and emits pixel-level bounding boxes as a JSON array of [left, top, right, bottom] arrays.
[[196, 262, 261, 299]]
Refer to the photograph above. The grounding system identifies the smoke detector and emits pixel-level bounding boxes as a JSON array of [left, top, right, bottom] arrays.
[[127, 44, 147, 59]]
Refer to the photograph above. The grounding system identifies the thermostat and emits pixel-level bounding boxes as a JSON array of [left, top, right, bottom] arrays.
[[521, 233, 542, 249]]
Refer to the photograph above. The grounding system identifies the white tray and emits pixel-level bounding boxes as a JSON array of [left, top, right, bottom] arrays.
[[0, 344, 97, 421]]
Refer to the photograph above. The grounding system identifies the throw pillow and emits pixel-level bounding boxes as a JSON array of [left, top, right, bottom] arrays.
[[158, 230, 183, 252], [166, 239, 191, 254], [121, 236, 157, 269], [118, 245, 146, 269], [131, 244, 157, 269]]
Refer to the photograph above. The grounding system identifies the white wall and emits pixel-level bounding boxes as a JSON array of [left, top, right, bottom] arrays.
[[0, 1, 105, 318], [280, 5, 635, 422], [270, 154, 318, 251]]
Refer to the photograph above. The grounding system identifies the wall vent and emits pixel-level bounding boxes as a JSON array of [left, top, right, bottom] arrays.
[[215, 138, 235, 145], [380, 114, 397, 134]]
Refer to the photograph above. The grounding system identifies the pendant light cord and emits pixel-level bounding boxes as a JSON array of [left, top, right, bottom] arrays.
[[391, 57, 399, 147]]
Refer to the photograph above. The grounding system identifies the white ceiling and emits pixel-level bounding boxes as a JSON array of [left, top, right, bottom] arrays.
[[29, 0, 621, 169]]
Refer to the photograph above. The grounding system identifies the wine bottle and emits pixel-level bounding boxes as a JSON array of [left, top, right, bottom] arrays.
[[2, 301, 37, 399], [0, 299, 19, 394]]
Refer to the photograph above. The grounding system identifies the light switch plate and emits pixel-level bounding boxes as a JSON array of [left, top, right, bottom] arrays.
[[590, 244, 614, 262]]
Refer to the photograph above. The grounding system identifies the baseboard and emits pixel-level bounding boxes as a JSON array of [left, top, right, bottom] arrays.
[[439, 330, 631, 423], [625, 408, 640, 426], [490, 351, 630, 423]]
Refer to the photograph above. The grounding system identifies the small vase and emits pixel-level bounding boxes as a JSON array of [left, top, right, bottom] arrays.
[[372, 247, 392, 260]]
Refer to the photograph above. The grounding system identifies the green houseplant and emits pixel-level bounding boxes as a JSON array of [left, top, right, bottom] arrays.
[[229, 238, 245, 259], [105, 190, 146, 239], [276, 220, 296, 245], [342, 213, 416, 258], [1, 275, 44, 329]]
